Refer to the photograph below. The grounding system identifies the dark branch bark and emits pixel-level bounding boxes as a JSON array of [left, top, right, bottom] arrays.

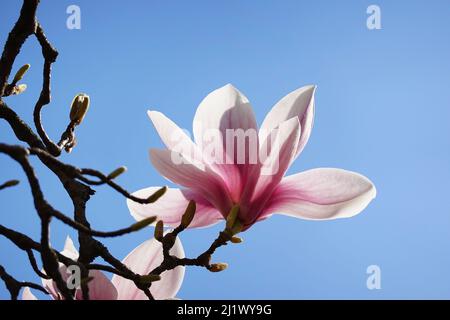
[[0, 264, 47, 300], [0, 0, 236, 301], [0, 0, 38, 97]]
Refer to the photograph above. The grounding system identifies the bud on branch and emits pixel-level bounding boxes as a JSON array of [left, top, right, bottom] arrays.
[[230, 236, 243, 244], [146, 186, 167, 203], [140, 274, 161, 284], [0, 180, 20, 190], [181, 200, 196, 229], [154, 220, 164, 241], [70, 93, 90, 125], [12, 64, 30, 84], [130, 216, 157, 232], [209, 263, 228, 272], [107, 166, 127, 180]]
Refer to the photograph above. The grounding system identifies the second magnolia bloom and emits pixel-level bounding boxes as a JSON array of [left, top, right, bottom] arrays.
[[23, 235, 185, 300], [128, 84, 376, 229]]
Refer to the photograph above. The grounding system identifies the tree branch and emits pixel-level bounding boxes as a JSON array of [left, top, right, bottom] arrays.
[[0, 264, 47, 300], [0, 0, 38, 97], [0, 0, 238, 301]]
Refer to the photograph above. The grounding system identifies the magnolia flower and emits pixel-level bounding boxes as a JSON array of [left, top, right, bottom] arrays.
[[22, 235, 184, 300], [128, 84, 376, 230]]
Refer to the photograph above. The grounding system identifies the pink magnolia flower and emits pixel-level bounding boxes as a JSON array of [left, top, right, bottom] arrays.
[[128, 84, 376, 230], [22, 235, 184, 300]]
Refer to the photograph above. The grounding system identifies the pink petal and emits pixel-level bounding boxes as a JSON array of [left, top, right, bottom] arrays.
[[22, 287, 38, 300], [43, 265, 117, 300], [147, 110, 203, 165], [260, 85, 315, 158], [41, 265, 67, 300], [41, 237, 77, 299], [41, 236, 117, 300], [40, 236, 78, 300], [111, 236, 185, 300], [263, 168, 376, 220], [127, 187, 223, 228], [192, 84, 259, 201], [244, 117, 301, 225], [150, 148, 232, 215], [75, 270, 118, 300]]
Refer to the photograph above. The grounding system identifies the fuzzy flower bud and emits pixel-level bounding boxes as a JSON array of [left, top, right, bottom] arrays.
[[209, 263, 228, 272], [13, 64, 30, 83], [70, 93, 90, 125]]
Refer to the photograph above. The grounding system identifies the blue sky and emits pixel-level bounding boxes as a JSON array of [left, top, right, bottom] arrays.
[[1, 0, 450, 299]]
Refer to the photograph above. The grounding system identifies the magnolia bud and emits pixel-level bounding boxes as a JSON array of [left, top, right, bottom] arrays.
[[2, 180, 20, 188], [130, 216, 157, 231], [13, 64, 30, 83], [209, 263, 228, 272], [147, 186, 167, 203], [107, 166, 127, 180], [181, 200, 196, 228], [70, 93, 90, 125], [154, 220, 164, 241], [140, 274, 161, 284], [230, 236, 243, 244]]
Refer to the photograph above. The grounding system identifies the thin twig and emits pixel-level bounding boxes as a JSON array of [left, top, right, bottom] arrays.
[[0, 0, 237, 301], [0, 264, 48, 300]]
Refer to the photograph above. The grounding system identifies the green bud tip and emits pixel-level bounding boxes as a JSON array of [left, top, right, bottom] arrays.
[[181, 200, 196, 228], [107, 166, 127, 180], [13, 64, 30, 83], [69, 93, 90, 125], [131, 216, 157, 231], [147, 186, 167, 203]]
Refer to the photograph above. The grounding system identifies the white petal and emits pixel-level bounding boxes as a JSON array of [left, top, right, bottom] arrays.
[[22, 287, 38, 300], [112, 236, 185, 300], [192, 84, 258, 200], [244, 117, 301, 225], [127, 187, 223, 228], [193, 84, 256, 147], [253, 117, 301, 195], [60, 236, 79, 261], [147, 110, 203, 164], [260, 85, 315, 158], [75, 270, 118, 300], [263, 168, 376, 220]]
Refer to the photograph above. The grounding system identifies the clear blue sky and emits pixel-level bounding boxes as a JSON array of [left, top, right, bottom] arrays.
[[1, 0, 450, 299]]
